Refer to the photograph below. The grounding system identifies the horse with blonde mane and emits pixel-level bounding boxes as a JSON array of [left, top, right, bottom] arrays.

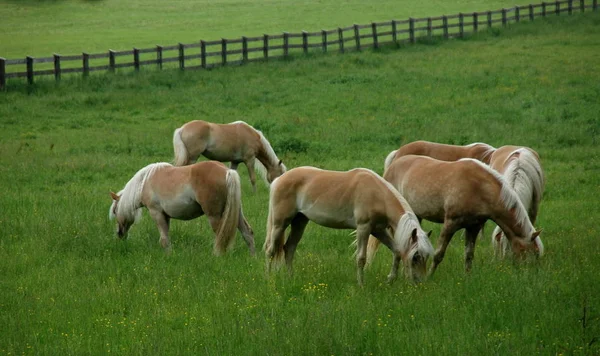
[[109, 161, 255, 255], [489, 145, 545, 258], [173, 120, 287, 192], [384, 140, 496, 171], [369, 155, 542, 276], [263, 166, 434, 286]]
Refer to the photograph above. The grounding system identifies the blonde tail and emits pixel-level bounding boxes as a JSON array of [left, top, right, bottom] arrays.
[[173, 127, 190, 166], [263, 192, 284, 267], [384, 150, 398, 172], [214, 170, 241, 255], [366, 235, 381, 265]]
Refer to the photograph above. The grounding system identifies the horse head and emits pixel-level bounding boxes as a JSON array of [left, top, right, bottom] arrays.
[[403, 228, 433, 283], [267, 160, 287, 183], [510, 229, 543, 258], [109, 191, 133, 239]]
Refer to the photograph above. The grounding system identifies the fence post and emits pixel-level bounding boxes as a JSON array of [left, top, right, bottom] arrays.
[[322, 30, 327, 53], [263, 34, 269, 60], [529, 4, 535, 20], [221, 39, 227, 66], [542, 2, 547, 16], [82, 53, 89, 77], [353, 24, 360, 51], [515, 6, 520, 22], [26, 56, 34, 85], [178, 43, 185, 70], [556, 0, 561, 14], [53, 54, 61, 81], [109, 50, 116, 72], [594, 0, 598, 11], [443, 16, 449, 39], [200, 41, 207, 68], [427, 18, 432, 37], [473, 13, 478, 32], [502, 8, 508, 25], [487, 11, 493, 27], [371, 23, 378, 49], [568, 0, 573, 13], [580, 0, 585, 12], [156, 45, 163, 69], [0, 58, 5, 90], [409, 18, 415, 43], [458, 13, 464, 37], [338, 28, 345, 53], [391, 20, 398, 44], [133, 48, 140, 71], [283, 32, 289, 57], [242, 37, 248, 62], [302, 31, 308, 54]]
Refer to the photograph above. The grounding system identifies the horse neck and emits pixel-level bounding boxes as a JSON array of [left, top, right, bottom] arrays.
[[256, 135, 279, 170]]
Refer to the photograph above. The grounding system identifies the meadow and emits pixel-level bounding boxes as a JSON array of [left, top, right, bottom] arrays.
[[1, 1, 600, 355]]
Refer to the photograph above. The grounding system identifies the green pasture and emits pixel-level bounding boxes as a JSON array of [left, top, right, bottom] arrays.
[[0, 0, 555, 58], [1, 10, 600, 355]]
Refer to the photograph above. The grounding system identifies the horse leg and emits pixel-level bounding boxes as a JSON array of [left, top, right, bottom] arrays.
[[283, 214, 309, 275], [237, 212, 256, 256], [464, 224, 483, 273], [230, 162, 239, 170], [371, 230, 400, 284], [149, 209, 171, 252], [355, 224, 372, 287], [429, 220, 461, 277], [265, 220, 289, 273], [244, 159, 257, 193]]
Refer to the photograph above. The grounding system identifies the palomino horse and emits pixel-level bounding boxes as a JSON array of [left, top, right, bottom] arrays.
[[109, 161, 255, 255], [263, 166, 434, 286], [369, 155, 542, 276], [489, 146, 545, 258], [384, 140, 496, 171], [173, 120, 287, 192]]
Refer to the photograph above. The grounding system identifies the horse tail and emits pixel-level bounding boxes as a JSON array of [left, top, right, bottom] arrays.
[[214, 169, 242, 255], [366, 235, 381, 265], [173, 127, 190, 166], [384, 150, 398, 172], [263, 183, 285, 266]]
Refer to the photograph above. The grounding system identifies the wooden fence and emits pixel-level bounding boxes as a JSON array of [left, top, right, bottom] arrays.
[[0, 0, 597, 90]]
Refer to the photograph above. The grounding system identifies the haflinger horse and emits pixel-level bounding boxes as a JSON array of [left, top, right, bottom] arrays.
[[368, 155, 542, 276], [263, 166, 434, 286], [109, 161, 255, 255], [489, 145, 545, 258], [384, 140, 496, 171], [173, 120, 287, 192]]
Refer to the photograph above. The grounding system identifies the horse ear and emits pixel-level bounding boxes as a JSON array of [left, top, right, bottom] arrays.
[[494, 231, 503, 242], [411, 228, 418, 244], [427, 230, 432, 238], [110, 191, 120, 201], [278, 159, 282, 166], [531, 229, 542, 241]]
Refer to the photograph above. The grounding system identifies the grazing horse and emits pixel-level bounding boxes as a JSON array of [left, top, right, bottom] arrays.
[[384, 140, 496, 171], [369, 155, 542, 276], [489, 146, 545, 258], [109, 161, 255, 255], [263, 166, 434, 286], [173, 120, 287, 192]]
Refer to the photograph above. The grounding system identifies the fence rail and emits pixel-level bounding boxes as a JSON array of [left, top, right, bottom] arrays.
[[0, 0, 597, 89]]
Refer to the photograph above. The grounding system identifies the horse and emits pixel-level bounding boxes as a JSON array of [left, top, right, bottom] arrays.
[[263, 166, 434, 286], [368, 155, 542, 276], [489, 146, 545, 258], [384, 140, 496, 171], [109, 161, 256, 255], [172, 120, 287, 192]]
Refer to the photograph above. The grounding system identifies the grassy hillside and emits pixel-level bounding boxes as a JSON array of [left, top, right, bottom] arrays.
[[1, 13, 600, 355], [2, 0, 549, 58]]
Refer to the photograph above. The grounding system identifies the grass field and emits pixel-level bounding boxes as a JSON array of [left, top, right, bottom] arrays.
[[1, 6, 600, 356], [1, 0, 553, 58]]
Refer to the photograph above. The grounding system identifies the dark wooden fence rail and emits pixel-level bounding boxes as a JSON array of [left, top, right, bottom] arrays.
[[0, 0, 596, 89]]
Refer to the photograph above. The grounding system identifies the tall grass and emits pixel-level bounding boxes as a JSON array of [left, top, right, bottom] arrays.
[[1, 13, 599, 354]]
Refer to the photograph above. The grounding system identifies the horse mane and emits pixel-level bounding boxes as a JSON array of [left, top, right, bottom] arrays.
[[359, 168, 415, 214], [254, 128, 286, 185], [460, 158, 533, 234], [503, 148, 544, 211], [396, 212, 434, 259], [109, 162, 171, 224], [466, 142, 496, 163]]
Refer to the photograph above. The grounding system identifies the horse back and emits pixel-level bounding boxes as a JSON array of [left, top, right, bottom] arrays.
[[396, 141, 476, 162], [490, 145, 540, 173]]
